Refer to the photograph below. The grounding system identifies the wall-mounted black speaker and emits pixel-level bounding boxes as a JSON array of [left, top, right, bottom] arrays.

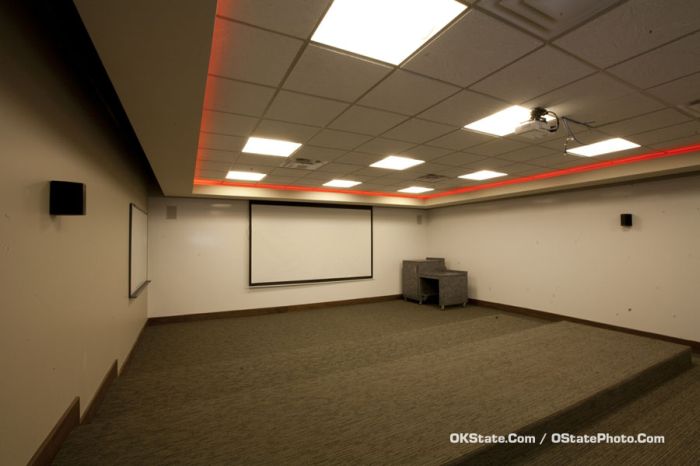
[[50, 181, 86, 215], [620, 213, 632, 227]]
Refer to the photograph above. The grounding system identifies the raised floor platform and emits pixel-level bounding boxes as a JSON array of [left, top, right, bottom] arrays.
[[54, 301, 692, 465]]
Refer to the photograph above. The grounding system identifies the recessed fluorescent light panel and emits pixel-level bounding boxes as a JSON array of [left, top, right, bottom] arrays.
[[459, 170, 508, 181], [226, 171, 266, 181], [567, 138, 640, 157], [323, 179, 362, 188], [311, 0, 467, 65], [464, 105, 531, 137], [398, 186, 434, 194], [370, 155, 425, 170], [242, 137, 301, 157]]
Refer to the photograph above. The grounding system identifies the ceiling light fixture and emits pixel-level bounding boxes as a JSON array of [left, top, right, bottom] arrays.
[[226, 171, 267, 181], [242, 136, 302, 157], [398, 186, 434, 194], [371, 155, 425, 170], [567, 138, 640, 157], [323, 179, 362, 188], [464, 105, 532, 137], [459, 170, 508, 181], [311, 0, 467, 65]]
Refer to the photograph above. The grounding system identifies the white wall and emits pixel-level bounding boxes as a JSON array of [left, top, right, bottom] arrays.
[[427, 174, 700, 342], [0, 6, 149, 465], [148, 197, 428, 317]]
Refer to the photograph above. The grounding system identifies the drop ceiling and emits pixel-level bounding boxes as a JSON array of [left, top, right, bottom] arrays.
[[75, 0, 700, 208]]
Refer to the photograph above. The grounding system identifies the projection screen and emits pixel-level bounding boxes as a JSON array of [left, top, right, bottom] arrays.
[[249, 202, 373, 286]]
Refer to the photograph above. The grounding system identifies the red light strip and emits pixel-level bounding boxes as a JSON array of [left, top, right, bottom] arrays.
[[193, 143, 700, 201]]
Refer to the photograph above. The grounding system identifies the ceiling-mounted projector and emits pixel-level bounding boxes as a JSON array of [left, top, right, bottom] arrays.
[[514, 107, 559, 139], [515, 118, 558, 134]]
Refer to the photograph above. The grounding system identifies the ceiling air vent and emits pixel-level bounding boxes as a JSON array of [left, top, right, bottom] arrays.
[[415, 173, 448, 182], [282, 158, 328, 170]]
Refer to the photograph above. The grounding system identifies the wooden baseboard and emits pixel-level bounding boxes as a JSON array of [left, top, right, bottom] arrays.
[[28, 397, 80, 466], [80, 360, 118, 424], [119, 319, 147, 376], [470, 298, 700, 352], [147, 294, 402, 325]]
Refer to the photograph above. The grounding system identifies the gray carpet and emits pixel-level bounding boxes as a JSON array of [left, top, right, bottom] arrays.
[[53, 301, 693, 465]]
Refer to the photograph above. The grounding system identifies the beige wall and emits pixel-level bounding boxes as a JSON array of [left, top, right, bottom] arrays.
[[147, 197, 428, 317], [427, 174, 700, 342], [0, 7, 150, 465]]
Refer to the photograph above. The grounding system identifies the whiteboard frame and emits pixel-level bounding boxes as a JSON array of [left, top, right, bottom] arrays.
[[249, 201, 373, 287], [129, 203, 150, 298]]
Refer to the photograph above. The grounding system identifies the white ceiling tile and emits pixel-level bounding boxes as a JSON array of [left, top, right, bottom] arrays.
[[648, 135, 700, 149], [198, 149, 238, 162], [307, 129, 372, 150], [432, 152, 486, 167], [266, 90, 349, 126], [470, 46, 596, 103], [628, 121, 700, 146], [419, 90, 504, 126], [329, 106, 407, 136], [284, 45, 392, 102], [354, 138, 415, 155], [228, 163, 276, 173], [427, 130, 493, 150], [578, 92, 665, 126], [198, 133, 246, 151], [554, 0, 700, 68], [197, 160, 232, 171], [197, 169, 227, 180], [235, 154, 287, 167], [292, 145, 345, 162], [526, 73, 639, 124], [405, 10, 542, 86], [519, 152, 569, 168], [254, 120, 320, 143], [333, 152, 382, 166], [497, 146, 558, 163], [204, 77, 275, 116], [599, 109, 692, 137], [461, 157, 514, 171], [270, 167, 309, 178], [209, 19, 303, 86], [401, 145, 452, 161], [498, 163, 543, 175], [647, 72, 700, 106], [608, 32, 700, 89], [358, 70, 460, 115], [382, 119, 455, 144], [314, 162, 362, 174], [216, 0, 331, 39], [352, 167, 395, 178], [469, 139, 529, 156], [201, 110, 258, 136], [263, 176, 304, 184]]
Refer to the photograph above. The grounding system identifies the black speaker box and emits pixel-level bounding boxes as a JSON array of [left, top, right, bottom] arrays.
[[50, 181, 86, 215], [620, 213, 632, 227]]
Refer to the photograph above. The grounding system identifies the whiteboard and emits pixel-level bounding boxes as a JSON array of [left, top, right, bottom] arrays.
[[129, 203, 149, 297], [249, 202, 373, 286]]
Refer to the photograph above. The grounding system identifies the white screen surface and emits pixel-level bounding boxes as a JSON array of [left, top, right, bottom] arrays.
[[129, 204, 148, 297], [250, 203, 372, 285]]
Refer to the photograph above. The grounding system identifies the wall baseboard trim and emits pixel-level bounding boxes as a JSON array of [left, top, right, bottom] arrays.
[[29, 318, 148, 464], [148, 294, 403, 325], [119, 319, 148, 376], [80, 360, 118, 424], [28, 397, 80, 466], [471, 298, 700, 352]]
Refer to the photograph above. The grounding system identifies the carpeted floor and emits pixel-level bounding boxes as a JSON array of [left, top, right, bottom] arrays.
[[53, 301, 694, 465]]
